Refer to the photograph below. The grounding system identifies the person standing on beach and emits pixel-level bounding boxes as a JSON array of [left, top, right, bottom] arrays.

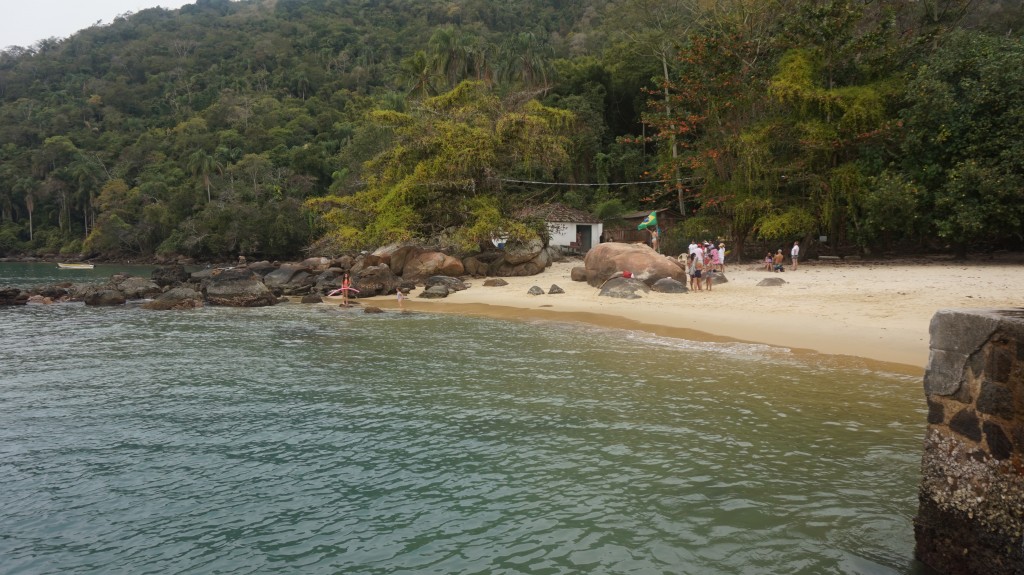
[[341, 272, 352, 307], [718, 242, 726, 273], [687, 253, 701, 291], [791, 241, 800, 271], [773, 249, 785, 272], [396, 287, 406, 309]]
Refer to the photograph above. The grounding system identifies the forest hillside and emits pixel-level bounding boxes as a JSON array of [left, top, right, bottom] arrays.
[[1, 0, 1021, 261]]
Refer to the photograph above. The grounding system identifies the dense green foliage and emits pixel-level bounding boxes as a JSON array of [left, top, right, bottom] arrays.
[[1, 0, 1021, 261]]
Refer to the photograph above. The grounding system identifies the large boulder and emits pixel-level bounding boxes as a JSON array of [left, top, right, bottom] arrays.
[[299, 257, 331, 272], [0, 286, 28, 306], [583, 243, 686, 287], [246, 260, 277, 277], [424, 276, 468, 292], [402, 251, 465, 283], [31, 284, 71, 300], [503, 236, 545, 265], [110, 274, 162, 299], [353, 264, 402, 297], [598, 277, 651, 299], [463, 251, 504, 277], [81, 287, 127, 306], [263, 264, 315, 296], [313, 268, 345, 294], [201, 267, 277, 307], [418, 285, 451, 299], [490, 247, 552, 277], [652, 277, 688, 293], [374, 243, 417, 271], [151, 264, 191, 288], [263, 264, 308, 288], [142, 287, 204, 310]]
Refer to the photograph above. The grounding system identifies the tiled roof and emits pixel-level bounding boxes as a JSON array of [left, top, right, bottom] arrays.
[[517, 202, 599, 223]]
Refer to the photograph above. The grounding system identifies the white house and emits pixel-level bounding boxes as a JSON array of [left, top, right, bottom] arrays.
[[518, 203, 603, 254]]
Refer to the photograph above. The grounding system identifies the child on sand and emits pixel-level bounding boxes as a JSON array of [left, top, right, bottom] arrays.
[[763, 253, 773, 271]]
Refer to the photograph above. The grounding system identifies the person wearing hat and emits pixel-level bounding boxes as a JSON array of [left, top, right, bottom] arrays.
[[718, 242, 726, 273]]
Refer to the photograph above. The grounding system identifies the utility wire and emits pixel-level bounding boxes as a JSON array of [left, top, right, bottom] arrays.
[[492, 177, 676, 187]]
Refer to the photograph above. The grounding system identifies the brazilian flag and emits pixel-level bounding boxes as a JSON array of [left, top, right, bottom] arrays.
[[637, 211, 658, 230]]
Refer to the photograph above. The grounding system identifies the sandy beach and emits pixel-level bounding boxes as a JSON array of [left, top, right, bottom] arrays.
[[369, 254, 1024, 375]]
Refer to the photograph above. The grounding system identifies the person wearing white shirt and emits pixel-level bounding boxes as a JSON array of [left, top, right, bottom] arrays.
[[791, 241, 800, 271]]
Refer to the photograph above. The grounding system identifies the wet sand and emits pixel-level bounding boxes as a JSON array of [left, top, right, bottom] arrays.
[[367, 255, 1024, 375]]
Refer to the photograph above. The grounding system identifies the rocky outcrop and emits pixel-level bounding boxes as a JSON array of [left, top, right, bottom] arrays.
[[352, 264, 402, 297], [424, 276, 468, 292], [915, 309, 1024, 575], [402, 251, 465, 283], [652, 278, 688, 293], [151, 264, 190, 287], [418, 285, 451, 299], [490, 246, 553, 277], [142, 287, 204, 310], [200, 267, 278, 307], [81, 287, 127, 306], [110, 274, 162, 299], [583, 243, 686, 287], [263, 264, 314, 295], [503, 237, 545, 265], [0, 286, 28, 306], [598, 276, 651, 299]]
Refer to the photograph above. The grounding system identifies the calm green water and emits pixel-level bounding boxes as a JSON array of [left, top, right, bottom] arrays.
[[0, 263, 934, 574]]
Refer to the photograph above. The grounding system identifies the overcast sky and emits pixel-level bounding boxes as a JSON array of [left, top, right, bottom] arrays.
[[1, 0, 195, 49]]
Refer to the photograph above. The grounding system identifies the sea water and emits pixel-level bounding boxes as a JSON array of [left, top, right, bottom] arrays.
[[0, 263, 936, 574]]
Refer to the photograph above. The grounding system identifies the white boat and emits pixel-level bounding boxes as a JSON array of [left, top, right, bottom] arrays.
[[57, 263, 95, 269]]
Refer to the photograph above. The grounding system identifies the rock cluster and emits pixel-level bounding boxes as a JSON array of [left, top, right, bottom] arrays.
[[0, 244, 559, 308]]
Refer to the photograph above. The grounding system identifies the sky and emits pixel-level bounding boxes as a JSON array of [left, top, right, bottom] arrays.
[[1, 0, 195, 49]]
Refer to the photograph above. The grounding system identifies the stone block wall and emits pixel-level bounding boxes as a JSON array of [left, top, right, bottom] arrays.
[[916, 309, 1024, 575]]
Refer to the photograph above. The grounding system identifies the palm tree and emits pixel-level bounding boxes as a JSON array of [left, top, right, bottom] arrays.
[[428, 26, 475, 88], [398, 50, 438, 98], [188, 149, 217, 203], [497, 32, 552, 90]]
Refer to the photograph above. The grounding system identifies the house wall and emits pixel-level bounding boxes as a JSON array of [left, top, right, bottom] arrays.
[[548, 222, 602, 253]]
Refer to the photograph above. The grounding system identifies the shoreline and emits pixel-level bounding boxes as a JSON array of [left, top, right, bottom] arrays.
[[367, 256, 1024, 376]]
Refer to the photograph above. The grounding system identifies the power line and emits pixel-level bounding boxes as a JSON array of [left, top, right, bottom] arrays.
[[491, 177, 675, 186]]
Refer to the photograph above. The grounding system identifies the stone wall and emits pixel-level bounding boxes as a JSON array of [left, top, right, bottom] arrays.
[[915, 308, 1024, 575]]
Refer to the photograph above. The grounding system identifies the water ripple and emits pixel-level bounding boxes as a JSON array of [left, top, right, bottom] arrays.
[[0, 301, 933, 574]]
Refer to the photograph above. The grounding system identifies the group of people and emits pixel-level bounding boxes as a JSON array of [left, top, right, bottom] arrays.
[[763, 241, 800, 272], [681, 240, 725, 291]]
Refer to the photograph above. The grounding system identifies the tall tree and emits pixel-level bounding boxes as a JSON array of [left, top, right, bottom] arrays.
[[188, 149, 217, 203], [900, 30, 1024, 255], [307, 81, 574, 253]]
